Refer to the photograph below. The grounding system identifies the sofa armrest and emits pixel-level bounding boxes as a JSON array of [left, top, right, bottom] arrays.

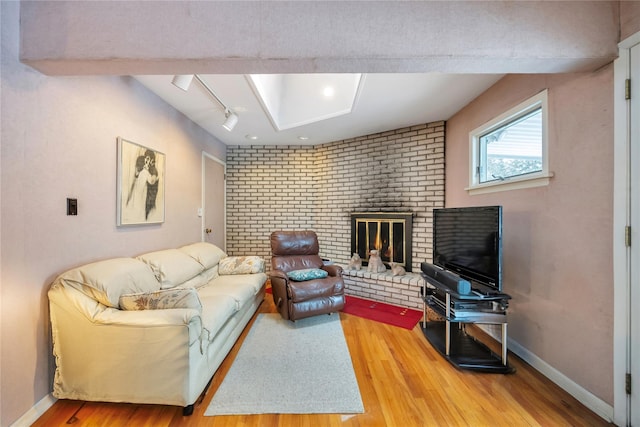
[[49, 292, 201, 406], [49, 282, 204, 350], [49, 281, 201, 327], [92, 306, 202, 327]]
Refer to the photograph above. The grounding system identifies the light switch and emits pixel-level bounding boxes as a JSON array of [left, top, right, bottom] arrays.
[[67, 198, 77, 216]]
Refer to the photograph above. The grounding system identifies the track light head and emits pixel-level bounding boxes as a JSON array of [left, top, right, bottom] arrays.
[[171, 75, 194, 91], [223, 111, 238, 131], [172, 74, 238, 131]]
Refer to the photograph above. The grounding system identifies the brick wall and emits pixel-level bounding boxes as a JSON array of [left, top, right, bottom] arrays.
[[226, 121, 445, 308], [342, 269, 427, 309]]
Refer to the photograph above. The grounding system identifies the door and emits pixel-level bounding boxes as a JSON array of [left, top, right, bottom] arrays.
[[202, 153, 226, 250]]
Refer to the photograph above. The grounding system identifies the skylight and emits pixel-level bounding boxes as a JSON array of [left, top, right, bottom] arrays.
[[248, 74, 363, 131]]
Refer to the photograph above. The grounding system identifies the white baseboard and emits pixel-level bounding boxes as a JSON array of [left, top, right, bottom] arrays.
[[479, 325, 614, 423], [10, 393, 57, 427]]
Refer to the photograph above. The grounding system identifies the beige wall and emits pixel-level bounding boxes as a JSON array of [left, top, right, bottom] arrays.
[[446, 69, 614, 404], [621, 1, 640, 40], [0, 3, 225, 425]]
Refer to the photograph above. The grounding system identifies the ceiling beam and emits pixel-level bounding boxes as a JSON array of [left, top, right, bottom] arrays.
[[20, 1, 620, 76]]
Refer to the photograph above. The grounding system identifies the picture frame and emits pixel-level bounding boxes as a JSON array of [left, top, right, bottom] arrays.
[[116, 137, 165, 226]]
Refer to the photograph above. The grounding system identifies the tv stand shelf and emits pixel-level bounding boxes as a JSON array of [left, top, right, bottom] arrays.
[[421, 275, 514, 374]]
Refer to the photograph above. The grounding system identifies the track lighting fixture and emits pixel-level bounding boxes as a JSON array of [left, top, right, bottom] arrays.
[[222, 110, 239, 131], [171, 74, 238, 132], [171, 75, 194, 91]]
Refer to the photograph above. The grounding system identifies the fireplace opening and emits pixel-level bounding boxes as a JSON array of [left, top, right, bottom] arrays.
[[350, 212, 413, 272]]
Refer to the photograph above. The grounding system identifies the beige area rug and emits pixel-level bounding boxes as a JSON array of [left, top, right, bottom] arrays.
[[205, 313, 364, 415]]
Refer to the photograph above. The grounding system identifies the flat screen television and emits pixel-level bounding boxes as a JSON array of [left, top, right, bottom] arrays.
[[433, 205, 503, 292]]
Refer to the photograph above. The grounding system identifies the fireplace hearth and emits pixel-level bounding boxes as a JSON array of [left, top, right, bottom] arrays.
[[350, 212, 413, 272]]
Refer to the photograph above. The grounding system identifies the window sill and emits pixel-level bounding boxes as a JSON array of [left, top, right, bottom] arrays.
[[466, 172, 554, 195]]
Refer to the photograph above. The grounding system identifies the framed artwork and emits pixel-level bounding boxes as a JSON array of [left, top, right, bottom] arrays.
[[117, 137, 165, 226]]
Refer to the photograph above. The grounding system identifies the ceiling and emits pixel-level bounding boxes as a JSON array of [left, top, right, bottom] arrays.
[[134, 73, 504, 146]]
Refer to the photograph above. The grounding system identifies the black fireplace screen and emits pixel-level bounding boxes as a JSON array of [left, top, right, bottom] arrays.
[[350, 212, 413, 272]]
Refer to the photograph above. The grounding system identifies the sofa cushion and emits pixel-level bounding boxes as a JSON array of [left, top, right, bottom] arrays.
[[200, 265, 219, 284], [179, 242, 226, 269], [197, 274, 261, 310], [218, 256, 265, 275], [198, 294, 238, 340], [213, 272, 267, 295], [56, 258, 160, 308], [287, 268, 328, 281], [119, 288, 202, 311], [137, 249, 204, 289], [178, 273, 208, 289]]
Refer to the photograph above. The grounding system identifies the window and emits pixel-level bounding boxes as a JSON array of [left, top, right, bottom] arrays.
[[468, 90, 551, 195]]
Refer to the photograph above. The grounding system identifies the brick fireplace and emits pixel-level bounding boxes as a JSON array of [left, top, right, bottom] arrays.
[[226, 121, 445, 309]]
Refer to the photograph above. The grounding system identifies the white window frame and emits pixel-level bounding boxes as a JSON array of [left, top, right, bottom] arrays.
[[467, 89, 552, 195]]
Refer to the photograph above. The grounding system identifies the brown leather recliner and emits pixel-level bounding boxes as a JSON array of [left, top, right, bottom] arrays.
[[269, 230, 345, 321]]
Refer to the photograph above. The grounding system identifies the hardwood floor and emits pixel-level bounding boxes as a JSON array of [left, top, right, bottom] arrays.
[[33, 294, 613, 427]]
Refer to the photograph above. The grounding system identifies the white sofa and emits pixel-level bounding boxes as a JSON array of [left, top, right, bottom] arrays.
[[47, 242, 267, 415]]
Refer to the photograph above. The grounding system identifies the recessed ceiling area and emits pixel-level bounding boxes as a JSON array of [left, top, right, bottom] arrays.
[[134, 73, 503, 146]]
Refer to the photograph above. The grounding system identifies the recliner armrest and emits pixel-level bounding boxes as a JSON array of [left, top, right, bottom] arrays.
[[268, 270, 290, 319], [269, 269, 289, 281], [321, 264, 343, 277]]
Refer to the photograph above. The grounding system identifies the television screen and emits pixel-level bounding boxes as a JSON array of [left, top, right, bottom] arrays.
[[433, 205, 503, 292]]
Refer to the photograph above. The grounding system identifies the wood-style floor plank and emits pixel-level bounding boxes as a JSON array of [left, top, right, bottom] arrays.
[[32, 293, 613, 427]]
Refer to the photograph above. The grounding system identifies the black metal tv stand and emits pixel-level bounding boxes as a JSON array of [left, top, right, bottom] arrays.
[[421, 274, 514, 374]]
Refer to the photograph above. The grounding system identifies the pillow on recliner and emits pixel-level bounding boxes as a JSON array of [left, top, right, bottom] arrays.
[[287, 268, 328, 281]]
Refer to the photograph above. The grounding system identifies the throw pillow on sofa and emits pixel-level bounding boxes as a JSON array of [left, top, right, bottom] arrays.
[[119, 288, 202, 311], [286, 268, 329, 281], [218, 256, 265, 275]]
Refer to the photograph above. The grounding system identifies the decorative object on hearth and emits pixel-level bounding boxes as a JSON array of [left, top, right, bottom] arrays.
[[390, 261, 406, 276], [347, 253, 362, 270], [367, 249, 386, 273]]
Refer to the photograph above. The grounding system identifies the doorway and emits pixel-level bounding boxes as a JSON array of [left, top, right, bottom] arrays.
[[614, 32, 640, 427], [202, 152, 226, 250]]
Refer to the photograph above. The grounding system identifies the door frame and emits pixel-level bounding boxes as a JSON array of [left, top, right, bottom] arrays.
[[614, 30, 640, 427], [201, 151, 227, 249]]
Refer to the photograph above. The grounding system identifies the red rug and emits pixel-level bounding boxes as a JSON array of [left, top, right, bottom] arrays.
[[266, 287, 422, 330], [342, 295, 423, 330]]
